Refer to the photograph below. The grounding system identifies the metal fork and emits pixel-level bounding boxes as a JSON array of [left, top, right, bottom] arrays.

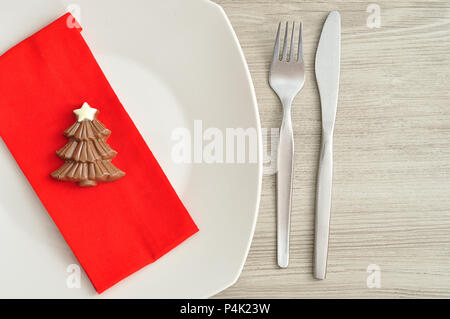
[[269, 22, 305, 268]]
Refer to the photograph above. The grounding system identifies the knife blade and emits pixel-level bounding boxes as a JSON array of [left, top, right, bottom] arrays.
[[314, 11, 341, 280]]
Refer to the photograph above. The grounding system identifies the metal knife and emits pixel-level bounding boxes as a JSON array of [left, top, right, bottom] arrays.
[[314, 11, 341, 280]]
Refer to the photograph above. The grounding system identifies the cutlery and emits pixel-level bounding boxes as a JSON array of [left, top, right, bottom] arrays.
[[314, 11, 341, 279], [269, 21, 305, 268]]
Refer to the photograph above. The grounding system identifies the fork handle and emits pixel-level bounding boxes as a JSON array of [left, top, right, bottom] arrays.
[[314, 133, 333, 279], [277, 109, 294, 268]]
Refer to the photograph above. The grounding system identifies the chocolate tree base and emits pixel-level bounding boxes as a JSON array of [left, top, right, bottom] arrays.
[[79, 180, 97, 187]]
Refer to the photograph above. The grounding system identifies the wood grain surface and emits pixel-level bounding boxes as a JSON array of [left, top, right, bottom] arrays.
[[213, 0, 450, 298]]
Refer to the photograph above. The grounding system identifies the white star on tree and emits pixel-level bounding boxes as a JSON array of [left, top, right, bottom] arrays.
[[73, 102, 98, 122]]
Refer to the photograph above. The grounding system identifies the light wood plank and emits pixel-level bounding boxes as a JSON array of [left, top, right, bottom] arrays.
[[213, 0, 450, 298]]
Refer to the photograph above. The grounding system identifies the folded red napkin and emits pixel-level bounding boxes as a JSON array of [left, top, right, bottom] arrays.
[[0, 13, 198, 293]]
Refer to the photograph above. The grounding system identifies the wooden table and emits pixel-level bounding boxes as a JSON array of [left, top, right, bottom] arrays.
[[213, 0, 450, 298]]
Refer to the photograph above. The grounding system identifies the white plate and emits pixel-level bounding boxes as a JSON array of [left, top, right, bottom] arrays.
[[0, 0, 262, 298]]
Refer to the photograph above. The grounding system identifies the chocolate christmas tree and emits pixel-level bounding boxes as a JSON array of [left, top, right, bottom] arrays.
[[51, 103, 125, 187]]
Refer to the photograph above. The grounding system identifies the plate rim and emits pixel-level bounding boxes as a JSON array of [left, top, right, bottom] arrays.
[[201, 0, 263, 298]]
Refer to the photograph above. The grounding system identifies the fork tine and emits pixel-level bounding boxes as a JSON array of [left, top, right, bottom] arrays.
[[297, 22, 304, 62], [289, 22, 295, 61], [282, 22, 289, 61], [272, 22, 281, 61]]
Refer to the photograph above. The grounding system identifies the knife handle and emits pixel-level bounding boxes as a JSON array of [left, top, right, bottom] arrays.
[[314, 133, 333, 279], [277, 109, 294, 268]]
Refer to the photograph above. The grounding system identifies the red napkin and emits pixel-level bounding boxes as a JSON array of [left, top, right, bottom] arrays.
[[0, 13, 198, 293]]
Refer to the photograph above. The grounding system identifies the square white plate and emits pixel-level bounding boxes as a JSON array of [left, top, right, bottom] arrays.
[[0, 0, 262, 298]]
